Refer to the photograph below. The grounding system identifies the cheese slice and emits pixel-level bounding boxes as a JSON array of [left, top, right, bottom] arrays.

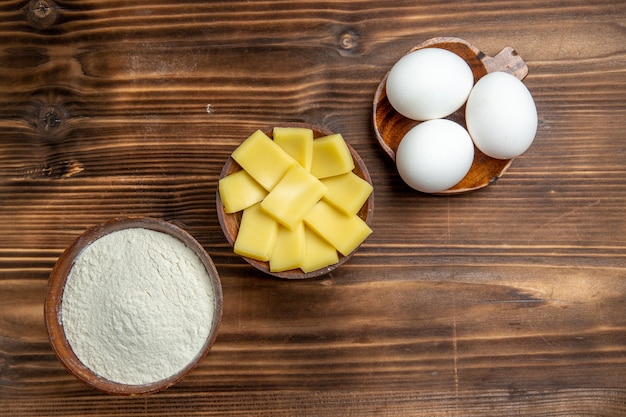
[[273, 127, 314, 172], [219, 170, 268, 213], [234, 203, 278, 262], [321, 172, 373, 215], [261, 164, 327, 230], [304, 200, 372, 256], [231, 130, 295, 191], [310, 133, 355, 179], [270, 222, 305, 272], [300, 226, 339, 273]]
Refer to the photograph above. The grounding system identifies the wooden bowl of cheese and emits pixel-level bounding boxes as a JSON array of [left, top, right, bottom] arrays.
[[45, 217, 223, 395], [216, 123, 374, 279]]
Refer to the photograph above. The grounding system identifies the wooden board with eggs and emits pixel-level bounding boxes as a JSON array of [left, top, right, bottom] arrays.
[[373, 36, 537, 194]]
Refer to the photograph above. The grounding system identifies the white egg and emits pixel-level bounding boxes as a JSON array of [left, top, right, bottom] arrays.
[[386, 48, 474, 121], [465, 71, 537, 159], [396, 119, 474, 193]]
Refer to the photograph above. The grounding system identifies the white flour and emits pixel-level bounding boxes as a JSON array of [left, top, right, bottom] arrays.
[[61, 227, 215, 386]]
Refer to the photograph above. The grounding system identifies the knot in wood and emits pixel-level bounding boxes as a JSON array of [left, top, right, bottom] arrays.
[[43, 110, 61, 130], [27, 0, 58, 29], [36, 103, 68, 136], [338, 30, 359, 53]]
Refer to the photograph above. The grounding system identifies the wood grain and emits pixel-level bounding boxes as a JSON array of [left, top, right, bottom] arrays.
[[1, 0, 625, 415]]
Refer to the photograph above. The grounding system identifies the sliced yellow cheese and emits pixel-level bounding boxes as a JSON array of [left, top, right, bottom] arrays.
[[310, 133, 355, 179], [321, 172, 373, 215], [273, 127, 314, 172], [300, 226, 339, 273], [270, 222, 305, 272], [231, 130, 295, 190], [219, 170, 268, 213], [261, 164, 327, 230], [304, 200, 372, 256], [234, 203, 278, 262]]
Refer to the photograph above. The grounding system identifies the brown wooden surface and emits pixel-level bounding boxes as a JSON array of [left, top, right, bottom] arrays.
[[1, 0, 625, 415]]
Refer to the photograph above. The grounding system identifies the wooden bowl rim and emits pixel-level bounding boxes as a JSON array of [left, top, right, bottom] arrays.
[[216, 123, 374, 279], [372, 36, 526, 194], [44, 216, 223, 396]]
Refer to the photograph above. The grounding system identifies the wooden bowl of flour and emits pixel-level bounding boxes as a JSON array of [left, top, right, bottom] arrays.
[[45, 217, 223, 395]]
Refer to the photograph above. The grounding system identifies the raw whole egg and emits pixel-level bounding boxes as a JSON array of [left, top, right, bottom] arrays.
[[395, 119, 474, 193], [465, 71, 538, 159], [385, 48, 474, 121]]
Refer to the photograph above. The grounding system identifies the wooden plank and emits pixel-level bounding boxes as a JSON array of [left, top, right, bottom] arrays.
[[1, 0, 625, 415]]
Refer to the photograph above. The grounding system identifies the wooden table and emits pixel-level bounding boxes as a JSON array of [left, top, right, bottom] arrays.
[[2, 0, 625, 415]]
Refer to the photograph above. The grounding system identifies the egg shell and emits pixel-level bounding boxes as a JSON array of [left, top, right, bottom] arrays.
[[465, 71, 538, 159], [385, 48, 474, 121], [396, 119, 475, 193]]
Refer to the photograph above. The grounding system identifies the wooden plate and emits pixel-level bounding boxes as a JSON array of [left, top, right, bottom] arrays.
[[216, 123, 374, 279], [373, 37, 528, 193], [44, 217, 223, 395]]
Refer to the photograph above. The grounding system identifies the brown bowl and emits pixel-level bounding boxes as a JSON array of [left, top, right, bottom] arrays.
[[373, 36, 529, 193], [216, 123, 374, 279], [44, 217, 223, 395]]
